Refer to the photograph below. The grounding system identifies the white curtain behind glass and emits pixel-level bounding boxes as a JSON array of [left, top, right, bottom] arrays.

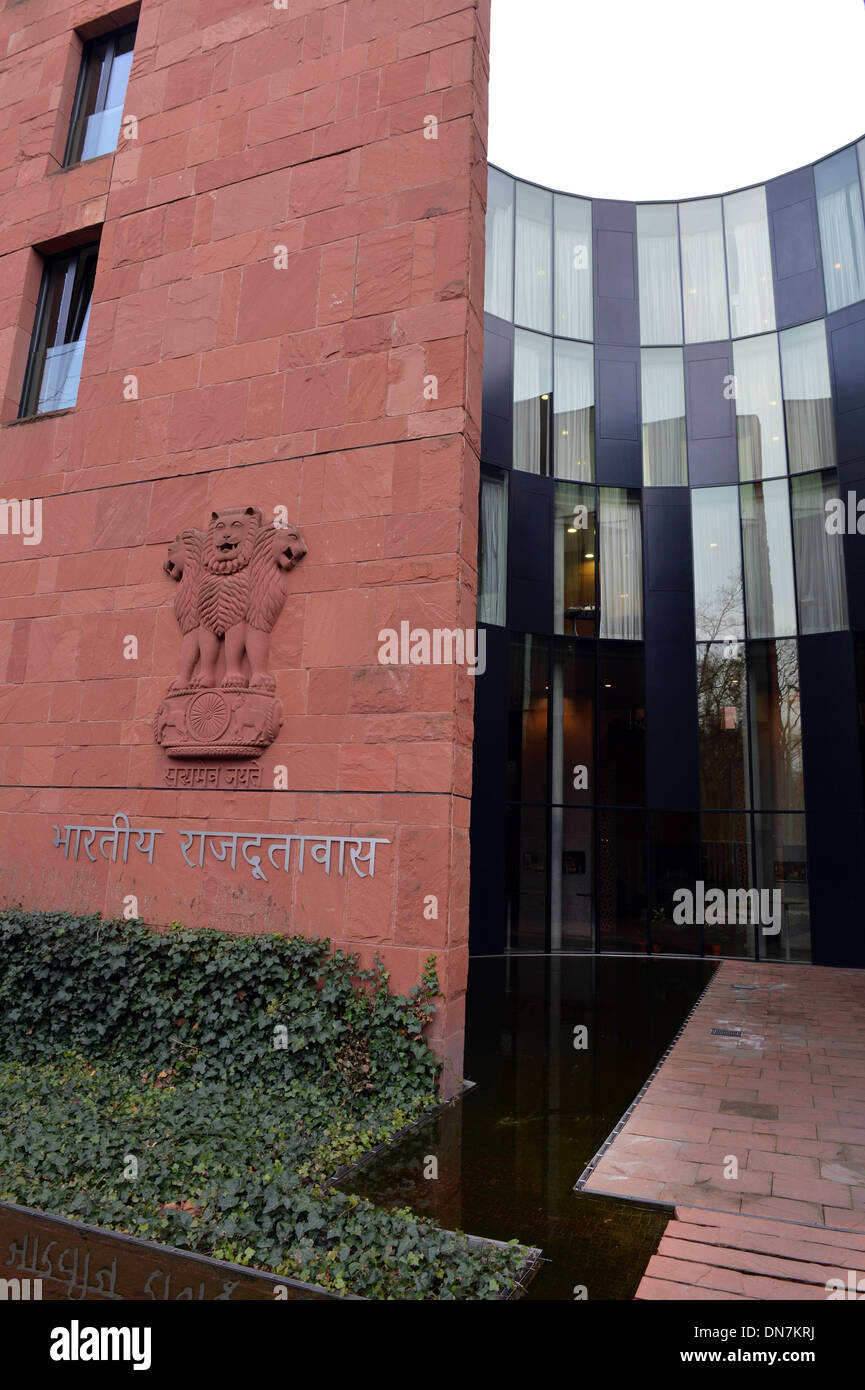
[[484, 170, 514, 320], [637, 204, 682, 344], [515, 184, 552, 332], [791, 471, 848, 634], [779, 321, 836, 474], [478, 473, 508, 625], [724, 187, 775, 337], [641, 347, 686, 485], [815, 148, 865, 312], [733, 334, 787, 481], [554, 194, 592, 340], [680, 199, 729, 343], [599, 488, 642, 638], [513, 329, 551, 473]]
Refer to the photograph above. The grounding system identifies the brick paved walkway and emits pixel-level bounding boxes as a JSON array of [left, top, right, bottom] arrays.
[[636, 1205, 865, 1300], [583, 960, 865, 1229]]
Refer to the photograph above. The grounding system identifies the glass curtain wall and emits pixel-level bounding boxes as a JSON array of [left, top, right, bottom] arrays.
[[553, 339, 594, 479], [554, 194, 592, 340], [478, 470, 508, 625], [641, 347, 687, 485], [515, 182, 552, 332], [815, 146, 865, 312], [779, 321, 836, 475], [724, 185, 775, 337], [485, 168, 514, 320], [680, 197, 730, 342], [637, 203, 683, 344]]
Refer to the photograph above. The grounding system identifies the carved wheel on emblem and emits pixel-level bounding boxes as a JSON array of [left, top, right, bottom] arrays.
[[187, 691, 231, 742]]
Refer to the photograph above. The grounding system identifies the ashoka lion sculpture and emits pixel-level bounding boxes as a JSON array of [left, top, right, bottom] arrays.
[[154, 507, 307, 758]]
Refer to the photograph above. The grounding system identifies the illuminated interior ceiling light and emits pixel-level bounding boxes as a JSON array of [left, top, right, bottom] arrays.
[[769, 400, 777, 406], [585, 552, 594, 558], [619, 593, 629, 599], [540, 393, 549, 400], [603, 683, 612, 688], [562, 429, 569, 436], [567, 526, 577, 533], [835, 261, 842, 269], [709, 541, 718, 548]]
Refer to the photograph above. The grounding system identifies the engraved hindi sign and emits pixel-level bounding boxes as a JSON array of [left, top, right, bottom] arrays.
[[1, 1201, 351, 1301]]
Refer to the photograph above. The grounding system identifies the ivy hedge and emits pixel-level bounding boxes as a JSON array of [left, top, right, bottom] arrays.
[[0, 910, 528, 1299]]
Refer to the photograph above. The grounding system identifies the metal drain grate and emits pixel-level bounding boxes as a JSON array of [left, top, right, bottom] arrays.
[[711, 1028, 742, 1037]]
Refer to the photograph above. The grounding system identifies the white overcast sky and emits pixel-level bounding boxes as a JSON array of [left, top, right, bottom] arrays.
[[488, 0, 865, 200]]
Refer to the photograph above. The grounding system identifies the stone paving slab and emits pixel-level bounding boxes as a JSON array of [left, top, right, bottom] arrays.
[[636, 1206, 865, 1301], [584, 960, 865, 1227]]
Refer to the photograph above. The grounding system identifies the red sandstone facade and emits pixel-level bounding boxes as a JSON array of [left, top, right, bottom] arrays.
[[0, 0, 491, 1090]]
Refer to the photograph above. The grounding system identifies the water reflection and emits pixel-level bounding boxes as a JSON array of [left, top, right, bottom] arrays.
[[340, 955, 716, 1299]]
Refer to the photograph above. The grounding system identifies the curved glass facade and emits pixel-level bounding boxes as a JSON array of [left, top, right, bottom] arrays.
[[473, 140, 865, 968]]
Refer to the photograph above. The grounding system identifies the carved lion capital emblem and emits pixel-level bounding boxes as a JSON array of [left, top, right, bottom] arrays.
[[154, 507, 307, 758]]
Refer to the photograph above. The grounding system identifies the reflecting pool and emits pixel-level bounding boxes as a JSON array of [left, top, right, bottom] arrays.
[[340, 955, 717, 1299]]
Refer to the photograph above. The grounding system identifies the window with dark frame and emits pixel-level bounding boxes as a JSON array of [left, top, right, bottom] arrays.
[[63, 24, 136, 167], [19, 244, 100, 419]]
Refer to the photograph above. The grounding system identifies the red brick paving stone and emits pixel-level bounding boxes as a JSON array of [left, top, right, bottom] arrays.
[[658, 1234, 844, 1285], [584, 960, 865, 1228], [667, 1219, 865, 1269], [747, 1150, 820, 1178], [636, 1277, 748, 1300], [737, 1196, 824, 1224], [824, 1209, 865, 1230], [635, 1206, 865, 1300], [676, 1205, 865, 1250], [655, 1184, 743, 1212], [772, 1175, 853, 1206]]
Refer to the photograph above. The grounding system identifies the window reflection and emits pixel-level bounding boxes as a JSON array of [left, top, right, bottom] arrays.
[[779, 320, 836, 476], [554, 641, 595, 806], [554, 482, 597, 636], [734, 334, 787, 481], [692, 486, 744, 642], [700, 812, 754, 958], [754, 813, 809, 962], [649, 812, 700, 956], [513, 329, 552, 474], [598, 809, 647, 951], [507, 805, 547, 950], [748, 639, 803, 811], [598, 644, 645, 805], [478, 469, 508, 626], [697, 641, 749, 810], [641, 347, 687, 485], [558, 809, 594, 949], [741, 480, 797, 639], [553, 338, 594, 479], [508, 634, 549, 803]]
